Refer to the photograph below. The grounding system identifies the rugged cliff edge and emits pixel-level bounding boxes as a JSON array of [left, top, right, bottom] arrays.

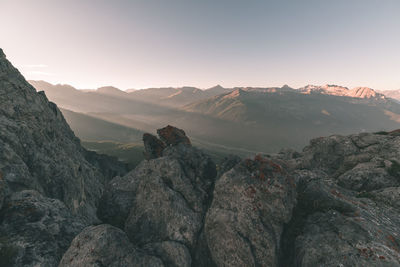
[[1, 48, 400, 266], [0, 48, 127, 266]]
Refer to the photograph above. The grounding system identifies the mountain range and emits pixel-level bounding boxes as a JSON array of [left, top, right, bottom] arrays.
[[30, 80, 400, 154]]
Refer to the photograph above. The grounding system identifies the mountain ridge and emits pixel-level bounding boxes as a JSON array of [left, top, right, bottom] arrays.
[[29, 79, 400, 153], [30, 80, 385, 101]]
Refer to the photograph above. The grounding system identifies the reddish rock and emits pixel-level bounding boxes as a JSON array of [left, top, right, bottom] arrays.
[[157, 125, 191, 146]]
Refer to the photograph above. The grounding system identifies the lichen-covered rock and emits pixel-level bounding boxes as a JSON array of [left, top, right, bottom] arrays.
[[0, 190, 85, 267], [205, 155, 296, 266], [59, 224, 163, 267], [157, 125, 191, 146]]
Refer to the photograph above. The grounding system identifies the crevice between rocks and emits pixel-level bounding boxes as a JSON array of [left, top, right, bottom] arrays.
[[191, 170, 218, 267], [278, 199, 307, 267], [278, 179, 312, 267]]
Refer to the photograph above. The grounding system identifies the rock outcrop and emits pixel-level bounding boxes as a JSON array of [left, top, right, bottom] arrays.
[[280, 132, 400, 266], [98, 126, 216, 266], [157, 125, 191, 146], [0, 49, 127, 265]]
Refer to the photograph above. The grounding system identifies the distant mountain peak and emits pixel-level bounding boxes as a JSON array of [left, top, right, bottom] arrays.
[[97, 86, 121, 92], [298, 84, 383, 99], [210, 84, 224, 89], [96, 86, 126, 96], [349, 86, 382, 99]]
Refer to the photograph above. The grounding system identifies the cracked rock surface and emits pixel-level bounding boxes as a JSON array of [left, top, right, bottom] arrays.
[[0, 48, 127, 266]]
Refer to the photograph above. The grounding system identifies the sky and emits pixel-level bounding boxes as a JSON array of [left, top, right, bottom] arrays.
[[0, 0, 399, 90]]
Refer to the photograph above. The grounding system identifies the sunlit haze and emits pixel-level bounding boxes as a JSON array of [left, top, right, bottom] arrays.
[[1, 0, 399, 90]]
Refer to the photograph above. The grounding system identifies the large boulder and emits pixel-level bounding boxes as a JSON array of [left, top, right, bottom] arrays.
[[0, 190, 85, 267], [59, 224, 163, 267], [204, 155, 296, 266]]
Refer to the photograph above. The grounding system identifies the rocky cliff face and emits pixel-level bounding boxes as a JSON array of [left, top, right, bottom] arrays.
[[0, 48, 127, 266], [1, 48, 400, 266]]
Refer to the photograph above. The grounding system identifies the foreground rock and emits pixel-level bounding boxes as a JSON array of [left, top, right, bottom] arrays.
[[98, 127, 216, 266], [59, 224, 163, 267], [0, 49, 127, 265], [0, 190, 85, 266], [205, 155, 296, 266], [0, 48, 126, 223], [280, 132, 400, 266], [79, 129, 400, 266]]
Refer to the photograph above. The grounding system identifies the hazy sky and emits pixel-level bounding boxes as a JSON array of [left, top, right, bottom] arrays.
[[1, 0, 399, 90]]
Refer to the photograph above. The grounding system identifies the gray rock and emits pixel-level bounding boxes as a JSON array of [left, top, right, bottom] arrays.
[[217, 154, 241, 177], [59, 224, 163, 267], [280, 133, 400, 266], [337, 161, 399, 192], [301, 134, 360, 175], [0, 171, 7, 210], [0, 190, 85, 267], [97, 175, 136, 229], [143, 241, 191, 267], [205, 156, 296, 266], [0, 48, 126, 223], [291, 195, 400, 266], [368, 187, 400, 209], [98, 143, 217, 265]]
